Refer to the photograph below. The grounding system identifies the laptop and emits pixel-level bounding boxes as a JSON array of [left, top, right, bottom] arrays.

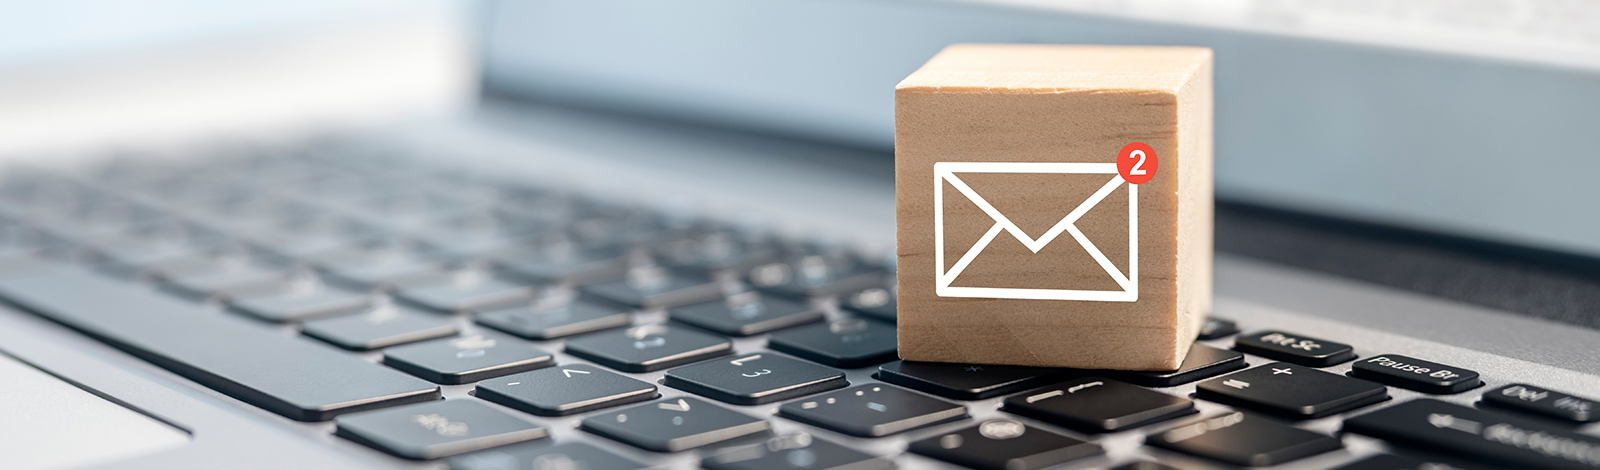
[[2, 1, 1597, 469]]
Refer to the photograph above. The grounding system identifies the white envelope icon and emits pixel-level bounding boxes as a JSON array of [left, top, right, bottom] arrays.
[[934, 162, 1137, 302]]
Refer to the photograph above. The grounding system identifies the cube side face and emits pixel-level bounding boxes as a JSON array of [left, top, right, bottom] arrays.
[[1175, 56, 1215, 348], [894, 50, 1212, 371]]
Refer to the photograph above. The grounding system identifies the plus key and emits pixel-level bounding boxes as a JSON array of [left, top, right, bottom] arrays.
[[1233, 330, 1355, 367]]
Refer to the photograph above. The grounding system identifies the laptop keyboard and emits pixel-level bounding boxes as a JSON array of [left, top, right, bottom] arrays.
[[0, 146, 1596, 469]]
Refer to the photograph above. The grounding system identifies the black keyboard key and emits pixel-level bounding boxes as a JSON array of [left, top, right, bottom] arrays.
[[316, 248, 449, 290], [383, 334, 554, 384], [670, 292, 823, 336], [704, 434, 894, 470], [877, 360, 1062, 400], [1147, 411, 1342, 466], [497, 246, 626, 284], [1197, 317, 1239, 340], [228, 282, 370, 323], [1349, 354, 1481, 394], [1003, 377, 1196, 433], [474, 363, 658, 416], [768, 318, 897, 368], [396, 270, 540, 314], [565, 324, 732, 372], [1233, 330, 1356, 367], [1332, 454, 1496, 470], [0, 266, 440, 421], [1196, 363, 1388, 419], [475, 298, 632, 340], [1106, 343, 1247, 387], [335, 400, 546, 460], [777, 384, 966, 437], [1481, 383, 1599, 423], [1344, 399, 1600, 470], [1110, 462, 1182, 470], [655, 231, 777, 275], [908, 419, 1102, 470], [581, 397, 770, 452], [749, 256, 884, 298], [301, 304, 458, 351], [665, 353, 846, 405], [580, 266, 722, 309], [448, 442, 646, 470], [840, 286, 896, 322]]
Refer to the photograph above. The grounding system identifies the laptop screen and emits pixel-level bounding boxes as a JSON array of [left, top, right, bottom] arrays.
[[481, 0, 1600, 260]]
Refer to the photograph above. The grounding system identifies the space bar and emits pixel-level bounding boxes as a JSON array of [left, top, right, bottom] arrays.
[[0, 266, 440, 421]]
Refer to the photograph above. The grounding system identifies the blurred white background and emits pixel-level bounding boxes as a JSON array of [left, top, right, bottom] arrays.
[[0, 0, 476, 159]]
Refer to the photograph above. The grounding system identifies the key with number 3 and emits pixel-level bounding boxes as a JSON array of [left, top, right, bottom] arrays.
[[664, 353, 847, 405]]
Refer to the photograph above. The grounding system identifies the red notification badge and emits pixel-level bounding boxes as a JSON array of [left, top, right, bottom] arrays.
[[1117, 142, 1157, 185]]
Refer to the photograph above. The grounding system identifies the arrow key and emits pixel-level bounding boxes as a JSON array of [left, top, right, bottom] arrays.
[[474, 363, 657, 416]]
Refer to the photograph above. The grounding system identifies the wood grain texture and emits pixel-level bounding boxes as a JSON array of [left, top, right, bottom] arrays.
[[895, 44, 1212, 370]]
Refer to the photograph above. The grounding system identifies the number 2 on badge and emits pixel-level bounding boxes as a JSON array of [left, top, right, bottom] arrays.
[[1117, 142, 1157, 185]]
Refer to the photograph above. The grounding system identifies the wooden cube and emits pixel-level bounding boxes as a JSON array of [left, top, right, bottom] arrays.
[[895, 44, 1213, 370]]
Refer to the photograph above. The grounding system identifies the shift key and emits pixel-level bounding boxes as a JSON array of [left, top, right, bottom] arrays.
[[0, 266, 441, 421]]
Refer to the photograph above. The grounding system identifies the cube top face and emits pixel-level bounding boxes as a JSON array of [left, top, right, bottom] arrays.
[[895, 44, 1213, 371], [896, 44, 1213, 94]]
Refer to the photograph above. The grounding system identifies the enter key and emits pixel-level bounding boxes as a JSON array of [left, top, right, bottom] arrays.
[[1344, 399, 1600, 470]]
